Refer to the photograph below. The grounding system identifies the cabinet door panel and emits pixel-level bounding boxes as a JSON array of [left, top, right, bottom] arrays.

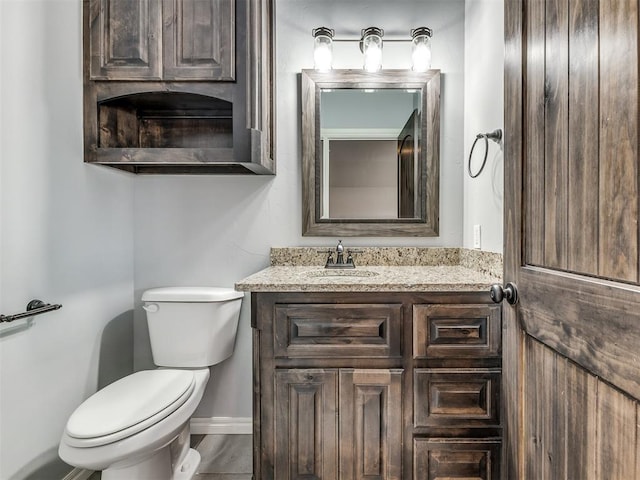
[[89, 0, 162, 79], [274, 304, 402, 359], [274, 370, 338, 480], [413, 438, 501, 480], [414, 369, 501, 428], [163, 0, 235, 80], [413, 304, 501, 359], [340, 369, 403, 480]]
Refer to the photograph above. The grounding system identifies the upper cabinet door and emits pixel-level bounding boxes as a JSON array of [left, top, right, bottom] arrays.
[[89, 0, 162, 80], [162, 0, 235, 80]]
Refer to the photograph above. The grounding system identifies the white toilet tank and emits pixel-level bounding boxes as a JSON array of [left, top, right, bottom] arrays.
[[141, 287, 244, 368]]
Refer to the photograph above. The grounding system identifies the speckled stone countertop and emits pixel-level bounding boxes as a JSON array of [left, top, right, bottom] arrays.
[[235, 247, 502, 293]]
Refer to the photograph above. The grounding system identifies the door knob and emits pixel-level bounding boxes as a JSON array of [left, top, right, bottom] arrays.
[[490, 282, 518, 305]]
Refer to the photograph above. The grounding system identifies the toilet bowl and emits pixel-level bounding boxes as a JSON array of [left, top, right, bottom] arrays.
[[59, 287, 243, 480]]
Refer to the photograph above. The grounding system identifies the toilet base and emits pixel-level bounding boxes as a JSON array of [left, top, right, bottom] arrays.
[[101, 424, 201, 480], [101, 447, 201, 480]]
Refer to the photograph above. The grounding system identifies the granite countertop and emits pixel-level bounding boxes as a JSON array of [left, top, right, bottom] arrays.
[[235, 247, 502, 293]]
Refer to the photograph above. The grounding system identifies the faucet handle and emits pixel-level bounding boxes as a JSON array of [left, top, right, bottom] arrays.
[[325, 251, 335, 267]]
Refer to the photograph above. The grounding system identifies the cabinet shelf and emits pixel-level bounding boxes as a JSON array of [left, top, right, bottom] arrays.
[[98, 92, 233, 150]]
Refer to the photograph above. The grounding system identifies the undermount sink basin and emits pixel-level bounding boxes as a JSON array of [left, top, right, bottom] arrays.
[[305, 269, 380, 278]]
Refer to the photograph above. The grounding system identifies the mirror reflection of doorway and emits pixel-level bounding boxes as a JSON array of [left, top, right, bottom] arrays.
[[398, 109, 418, 218], [327, 139, 397, 219]]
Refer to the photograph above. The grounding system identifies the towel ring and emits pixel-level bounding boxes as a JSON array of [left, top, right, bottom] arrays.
[[467, 129, 502, 178]]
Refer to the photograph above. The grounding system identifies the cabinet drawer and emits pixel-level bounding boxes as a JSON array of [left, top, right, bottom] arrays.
[[414, 438, 501, 480], [413, 304, 501, 359], [414, 369, 501, 428], [274, 304, 402, 358]]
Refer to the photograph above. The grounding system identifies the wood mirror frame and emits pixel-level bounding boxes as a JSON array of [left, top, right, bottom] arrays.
[[301, 69, 441, 236]]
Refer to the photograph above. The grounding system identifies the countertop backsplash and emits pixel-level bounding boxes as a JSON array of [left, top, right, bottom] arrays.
[[270, 247, 502, 278]]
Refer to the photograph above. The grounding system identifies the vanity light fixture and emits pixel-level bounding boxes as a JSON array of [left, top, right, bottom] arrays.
[[360, 27, 384, 72], [411, 27, 433, 72], [312, 26, 433, 72], [312, 27, 335, 72]]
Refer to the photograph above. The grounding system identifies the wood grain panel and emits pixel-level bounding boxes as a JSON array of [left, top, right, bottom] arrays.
[[340, 369, 403, 480], [544, 0, 570, 269], [598, 0, 639, 282], [274, 303, 402, 359], [520, 266, 640, 400], [595, 382, 638, 479], [565, 360, 597, 480], [567, 0, 600, 275], [524, 0, 546, 266], [524, 337, 566, 479], [524, 337, 542, 480], [413, 304, 501, 359], [524, 337, 640, 480], [274, 369, 338, 480], [98, 104, 138, 148], [543, 340, 566, 479], [637, 404, 640, 478]]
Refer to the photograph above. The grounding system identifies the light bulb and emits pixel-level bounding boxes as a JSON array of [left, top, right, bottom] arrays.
[[361, 27, 384, 72], [313, 27, 334, 71], [411, 27, 432, 72]]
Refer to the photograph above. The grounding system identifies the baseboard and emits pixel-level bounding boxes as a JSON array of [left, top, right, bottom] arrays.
[[190, 416, 252, 435], [62, 467, 94, 480]]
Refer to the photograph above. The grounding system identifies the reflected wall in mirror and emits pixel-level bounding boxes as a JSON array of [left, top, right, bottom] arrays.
[[302, 69, 440, 236]]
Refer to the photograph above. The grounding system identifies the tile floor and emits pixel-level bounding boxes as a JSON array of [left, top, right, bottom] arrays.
[[87, 434, 252, 479], [192, 434, 252, 480]]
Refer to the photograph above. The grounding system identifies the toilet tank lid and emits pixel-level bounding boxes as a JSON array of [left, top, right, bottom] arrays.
[[142, 287, 244, 302]]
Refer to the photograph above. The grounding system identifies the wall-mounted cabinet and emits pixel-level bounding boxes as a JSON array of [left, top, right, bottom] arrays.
[[83, 0, 275, 174]]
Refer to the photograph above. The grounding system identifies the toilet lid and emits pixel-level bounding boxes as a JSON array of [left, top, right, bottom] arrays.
[[65, 370, 195, 445]]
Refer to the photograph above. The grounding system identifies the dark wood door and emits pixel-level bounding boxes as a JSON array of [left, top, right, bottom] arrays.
[[89, 0, 234, 81], [89, 0, 162, 80], [504, 1, 640, 478], [162, 0, 235, 80], [274, 369, 339, 480], [339, 369, 403, 480]]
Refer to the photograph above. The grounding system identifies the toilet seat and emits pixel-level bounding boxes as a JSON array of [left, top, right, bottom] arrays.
[[64, 370, 195, 448]]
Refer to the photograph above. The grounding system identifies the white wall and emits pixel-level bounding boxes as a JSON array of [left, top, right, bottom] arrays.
[[463, 0, 505, 253], [0, 2, 135, 478], [133, 0, 466, 421]]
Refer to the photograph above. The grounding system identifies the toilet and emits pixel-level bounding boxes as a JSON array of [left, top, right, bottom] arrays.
[[59, 287, 244, 480]]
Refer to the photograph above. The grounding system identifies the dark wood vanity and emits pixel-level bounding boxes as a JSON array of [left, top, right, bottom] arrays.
[[249, 288, 502, 480]]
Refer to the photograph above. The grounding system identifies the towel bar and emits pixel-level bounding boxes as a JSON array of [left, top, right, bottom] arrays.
[[0, 300, 62, 323]]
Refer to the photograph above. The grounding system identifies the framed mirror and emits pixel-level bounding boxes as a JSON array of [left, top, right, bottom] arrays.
[[301, 69, 441, 236]]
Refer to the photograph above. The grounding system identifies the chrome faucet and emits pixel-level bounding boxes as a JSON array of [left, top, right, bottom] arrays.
[[324, 240, 356, 269]]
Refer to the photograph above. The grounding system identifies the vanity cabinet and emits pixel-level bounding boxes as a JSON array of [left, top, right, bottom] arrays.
[[83, 0, 275, 174], [252, 292, 502, 480]]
